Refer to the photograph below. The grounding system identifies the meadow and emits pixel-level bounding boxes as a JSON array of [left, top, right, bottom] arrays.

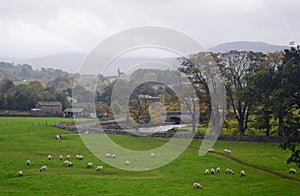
[[0, 117, 299, 195]]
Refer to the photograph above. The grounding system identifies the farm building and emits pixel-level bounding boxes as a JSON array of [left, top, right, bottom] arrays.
[[35, 101, 62, 116], [63, 108, 88, 118]]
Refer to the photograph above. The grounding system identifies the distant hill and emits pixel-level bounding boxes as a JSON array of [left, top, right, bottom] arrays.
[[209, 41, 289, 53]]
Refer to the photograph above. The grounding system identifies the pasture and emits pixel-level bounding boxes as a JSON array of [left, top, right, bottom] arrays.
[[0, 117, 299, 195]]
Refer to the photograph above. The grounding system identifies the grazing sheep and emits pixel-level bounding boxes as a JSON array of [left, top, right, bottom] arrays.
[[96, 166, 103, 171], [216, 167, 221, 173], [150, 152, 156, 157], [76, 155, 83, 160], [112, 154, 116, 158], [59, 155, 63, 160], [48, 155, 52, 160], [225, 168, 234, 175], [87, 162, 93, 168], [18, 170, 23, 176], [63, 161, 73, 167], [224, 149, 231, 156], [204, 169, 209, 175], [210, 168, 215, 174], [26, 160, 30, 166], [56, 134, 62, 140], [40, 166, 48, 172], [125, 160, 130, 165], [289, 168, 296, 174], [105, 153, 112, 158], [240, 170, 246, 176], [193, 183, 202, 190], [66, 154, 70, 160], [208, 148, 215, 153]]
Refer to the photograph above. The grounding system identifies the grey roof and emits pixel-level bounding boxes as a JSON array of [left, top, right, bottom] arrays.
[[37, 101, 62, 106], [64, 108, 83, 113]]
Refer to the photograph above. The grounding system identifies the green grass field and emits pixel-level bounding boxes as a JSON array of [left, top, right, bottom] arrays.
[[0, 117, 299, 195]]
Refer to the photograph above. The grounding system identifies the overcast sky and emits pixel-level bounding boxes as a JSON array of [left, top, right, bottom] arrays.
[[0, 0, 299, 59]]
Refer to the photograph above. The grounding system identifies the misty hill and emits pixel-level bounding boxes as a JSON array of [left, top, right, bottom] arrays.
[[209, 41, 289, 53]]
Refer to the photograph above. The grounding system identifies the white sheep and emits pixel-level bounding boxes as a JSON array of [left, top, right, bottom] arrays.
[[210, 168, 215, 174], [193, 183, 202, 190], [40, 166, 48, 172], [204, 169, 209, 175], [208, 148, 215, 153], [224, 149, 231, 155], [59, 155, 63, 160], [63, 161, 73, 167], [216, 167, 221, 173], [125, 160, 130, 165], [87, 162, 93, 168], [96, 166, 104, 171], [56, 134, 62, 140], [150, 152, 156, 157], [18, 170, 23, 176], [26, 160, 30, 166], [66, 154, 70, 160], [225, 168, 234, 175], [240, 170, 246, 176], [48, 155, 52, 160], [76, 155, 83, 160], [289, 168, 296, 174], [112, 154, 116, 158], [105, 153, 112, 158]]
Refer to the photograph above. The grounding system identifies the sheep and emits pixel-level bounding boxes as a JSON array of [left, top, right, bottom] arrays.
[[56, 134, 62, 140], [75, 155, 83, 160], [150, 152, 156, 157], [40, 166, 48, 172], [87, 162, 93, 168], [240, 170, 246, 176], [105, 153, 112, 158], [48, 155, 52, 160], [193, 183, 202, 190], [208, 148, 215, 153], [204, 169, 209, 175], [224, 149, 231, 156], [216, 167, 221, 173], [210, 168, 215, 174], [18, 170, 23, 176], [125, 160, 130, 165], [26, 160, 30, 166], [289, 168, 296, 174], [66, 154, 70, 160], [59, 155, 63, 160], [225, 168, 234, 175], [96, 166, 103, 171], [112, 154, 116, 159], [63, 161, 73, 167]]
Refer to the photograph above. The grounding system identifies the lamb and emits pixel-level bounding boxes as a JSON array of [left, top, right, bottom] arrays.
[[96, 166, 103, 171], [66, 154, 70, 160], [216, 167, 221, 173], [240, 170, 246, 176], [105, 153, 112, 158], [193, 183, 202, 190], [48, 155, 52, 160], [112, 154, 116, 158], [87, 162, 93, 168], [225, 168, 234, 175], [56, 134, 62, 140], [59, 155, 63, 160], [125, 160, 130, 165], [210, 168, 215, 174], [224, 149, 231, 155], [289, 168, 296, 174], [63, 161, 73, 167], [204, 169, 209, 175], [18, 170, 23, 176], [150, 152, 156, 157], [208, 148, 215, 153], [76, 155, 83, 160], [26, 160, 30, 166], [40, 166, 48, 172]]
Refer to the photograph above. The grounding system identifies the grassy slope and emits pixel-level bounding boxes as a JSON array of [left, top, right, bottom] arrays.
[[0, 117, 299, 195]]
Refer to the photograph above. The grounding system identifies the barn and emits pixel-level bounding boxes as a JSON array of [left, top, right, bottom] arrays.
[[35, 101, 62, 116]]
